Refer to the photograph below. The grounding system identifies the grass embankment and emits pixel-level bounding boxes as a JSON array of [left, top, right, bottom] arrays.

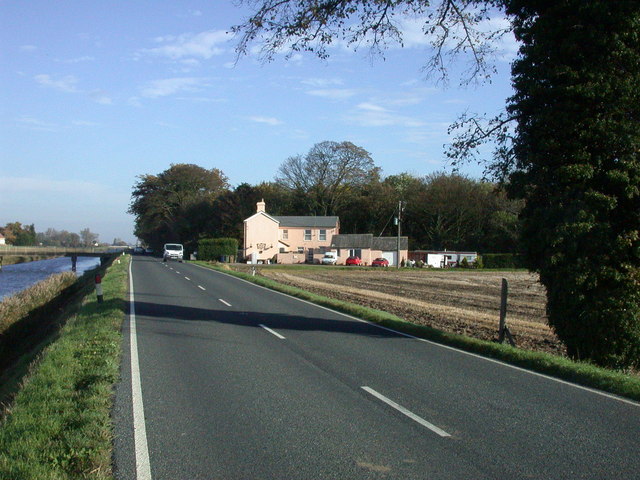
[[197, 262, 640, 402], [0, 256, 129, 480]]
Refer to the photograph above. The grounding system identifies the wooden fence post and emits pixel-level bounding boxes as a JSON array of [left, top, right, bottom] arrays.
[[498, 277, 516, 347]]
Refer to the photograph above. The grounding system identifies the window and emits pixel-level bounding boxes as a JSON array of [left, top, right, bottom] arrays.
[[304, 229, 312, 241], [319, 229, 326, 241], [297, 246, 304, 253], [282, 229, 288, 240]]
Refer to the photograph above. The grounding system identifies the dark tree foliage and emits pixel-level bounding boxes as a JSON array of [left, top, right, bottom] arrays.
[[129, 164, 229, 252], [1, 222, 36, 246], [506, 0, 640, 368]]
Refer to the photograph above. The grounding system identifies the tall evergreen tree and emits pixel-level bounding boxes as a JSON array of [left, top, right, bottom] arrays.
[[506, 0, 640, 368]]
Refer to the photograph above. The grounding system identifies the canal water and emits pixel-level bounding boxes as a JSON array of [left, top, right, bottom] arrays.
[[0, 257, 101, 301]]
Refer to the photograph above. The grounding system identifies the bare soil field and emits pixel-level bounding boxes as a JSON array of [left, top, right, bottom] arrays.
[[238, 265, 564, 357]]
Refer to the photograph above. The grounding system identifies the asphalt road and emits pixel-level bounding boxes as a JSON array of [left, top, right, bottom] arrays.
[[113, 255, 640, 479]]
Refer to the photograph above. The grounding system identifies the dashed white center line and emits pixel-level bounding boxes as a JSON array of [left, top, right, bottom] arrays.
[[198, 285, 206, 291], [259, 324, 286, 339], [361, 386, 451, 438], [218, 299, 231, 307], [184, 276, 190, 281]]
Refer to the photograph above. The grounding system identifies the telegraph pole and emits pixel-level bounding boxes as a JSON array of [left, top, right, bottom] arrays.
[[396, 200, 403, 269]]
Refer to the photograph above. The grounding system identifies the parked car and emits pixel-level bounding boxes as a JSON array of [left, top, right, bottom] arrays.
[[345, 256, 362, 266], [133, 246, 144, 255], [371, 257, 389, 267], [145, 248, 154, 255], [321, 252, 338, 265]]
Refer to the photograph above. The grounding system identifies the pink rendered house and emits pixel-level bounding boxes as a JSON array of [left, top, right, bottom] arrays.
[[243, 200, 339, 264]]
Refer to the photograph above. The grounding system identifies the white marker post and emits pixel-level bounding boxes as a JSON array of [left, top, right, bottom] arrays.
[[95, 274, 104, 303]]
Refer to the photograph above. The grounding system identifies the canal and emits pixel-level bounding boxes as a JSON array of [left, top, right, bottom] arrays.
[[0, 257, 101, 301]]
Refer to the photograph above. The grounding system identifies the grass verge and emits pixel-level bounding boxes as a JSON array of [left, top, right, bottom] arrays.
[[0, 255, 129, 480], [197, 261, 640, 402]]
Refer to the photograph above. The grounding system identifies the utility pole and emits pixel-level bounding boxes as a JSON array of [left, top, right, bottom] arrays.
[[396, 200, 404, 269]]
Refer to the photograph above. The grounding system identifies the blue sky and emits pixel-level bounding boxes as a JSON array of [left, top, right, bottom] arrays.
[[0, 1, 517, 244]]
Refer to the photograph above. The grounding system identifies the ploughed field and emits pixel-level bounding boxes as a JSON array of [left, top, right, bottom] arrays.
[[244, 266, 562, 356]]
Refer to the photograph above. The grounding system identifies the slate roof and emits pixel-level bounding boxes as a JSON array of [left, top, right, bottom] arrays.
[[272, 216, 339, 228], [330, 234, 408, 250], [372, 236, 409, 250]]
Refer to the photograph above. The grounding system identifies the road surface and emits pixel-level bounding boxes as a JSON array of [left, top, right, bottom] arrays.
[[113, 255, 640, 479]]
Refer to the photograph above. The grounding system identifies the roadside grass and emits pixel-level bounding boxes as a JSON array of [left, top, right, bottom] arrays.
[[196, 261, 640, 402], [0, 256, 128, 480], [0, 271, 77, 334]]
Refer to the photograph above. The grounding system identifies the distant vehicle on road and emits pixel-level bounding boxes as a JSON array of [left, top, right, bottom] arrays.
[[371, 257, 389, 267], [133, 247, 144, 255], [345, 256, 362, 266], [163, 243, 183, 262], [145, 248, 154, 255]]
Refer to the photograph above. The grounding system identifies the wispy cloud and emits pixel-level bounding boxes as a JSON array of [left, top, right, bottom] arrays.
[[345, 102, 426, 128], [301, 77, 344, 88], [20, 45, 37, 52], [140, 30, 231, 61], [16, 116, 60, 132], [306, 88, 360, 100], [140, 77, 212, 98], [34, 74, 80, 93], [248, 116, 283, 126]]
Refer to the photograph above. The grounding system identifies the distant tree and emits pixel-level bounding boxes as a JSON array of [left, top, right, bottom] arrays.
[[276, 141, 377, 215], [2, 222, 36, 246], [79, 228, 99, 247]]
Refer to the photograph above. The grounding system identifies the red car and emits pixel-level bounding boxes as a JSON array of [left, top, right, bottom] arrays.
[[345, 256, 362, 266], [371, 257, 389, 267]]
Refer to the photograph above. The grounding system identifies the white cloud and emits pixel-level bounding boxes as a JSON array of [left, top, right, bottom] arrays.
[[345, 103, 426, 128], [141, 30, 231, 61], [16, 116, 60, 131], [306, 88, 360, 100], [20, 45, 37, 52], [34, 74, 79, 93], [90, 90, 113, 104], [249, 116, 283, 126], [61, 55, 95, 64], [301, 77, 344, 88], [140, 77, 212, 98]]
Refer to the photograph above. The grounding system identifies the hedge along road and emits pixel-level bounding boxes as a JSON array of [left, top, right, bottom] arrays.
[[113, 255, 640, 480]]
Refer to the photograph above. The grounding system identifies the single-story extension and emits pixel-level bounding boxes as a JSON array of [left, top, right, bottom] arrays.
[[329, 234, 409, 266], [409, 250, 478, 268]]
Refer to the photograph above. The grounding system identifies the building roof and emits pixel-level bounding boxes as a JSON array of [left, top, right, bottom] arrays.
[[372, 236, 409, 251], [330, 234, 408, 250], [272, 216, 339, 228]]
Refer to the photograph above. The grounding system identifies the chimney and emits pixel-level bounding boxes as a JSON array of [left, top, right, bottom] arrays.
[[257, 199, 266, 213]]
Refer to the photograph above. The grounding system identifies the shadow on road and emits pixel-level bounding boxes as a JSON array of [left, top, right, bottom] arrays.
[[130, 300, 402, 340]]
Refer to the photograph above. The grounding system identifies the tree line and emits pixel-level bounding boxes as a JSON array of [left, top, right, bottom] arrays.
[[129, 147, 522, 257], [0, 222, 105, 247]]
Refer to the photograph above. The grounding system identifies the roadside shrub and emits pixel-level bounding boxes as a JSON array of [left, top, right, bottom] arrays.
[[481, 253, 526, 269], [460, 257, 470, 268], [473, 257, 484, 269], [197, 238, 238, 262]]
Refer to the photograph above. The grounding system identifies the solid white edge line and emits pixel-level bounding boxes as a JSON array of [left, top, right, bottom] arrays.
[[362, 386, 451, 438], [219, 298, 232, 307], [129, 260, 153, 480], [259, 324, 286, 340], [191, 263, 640, 408]]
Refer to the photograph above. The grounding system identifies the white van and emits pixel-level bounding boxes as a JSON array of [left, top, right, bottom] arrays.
[[163, 243, 184, 262], [321, 251, 338, 265]]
